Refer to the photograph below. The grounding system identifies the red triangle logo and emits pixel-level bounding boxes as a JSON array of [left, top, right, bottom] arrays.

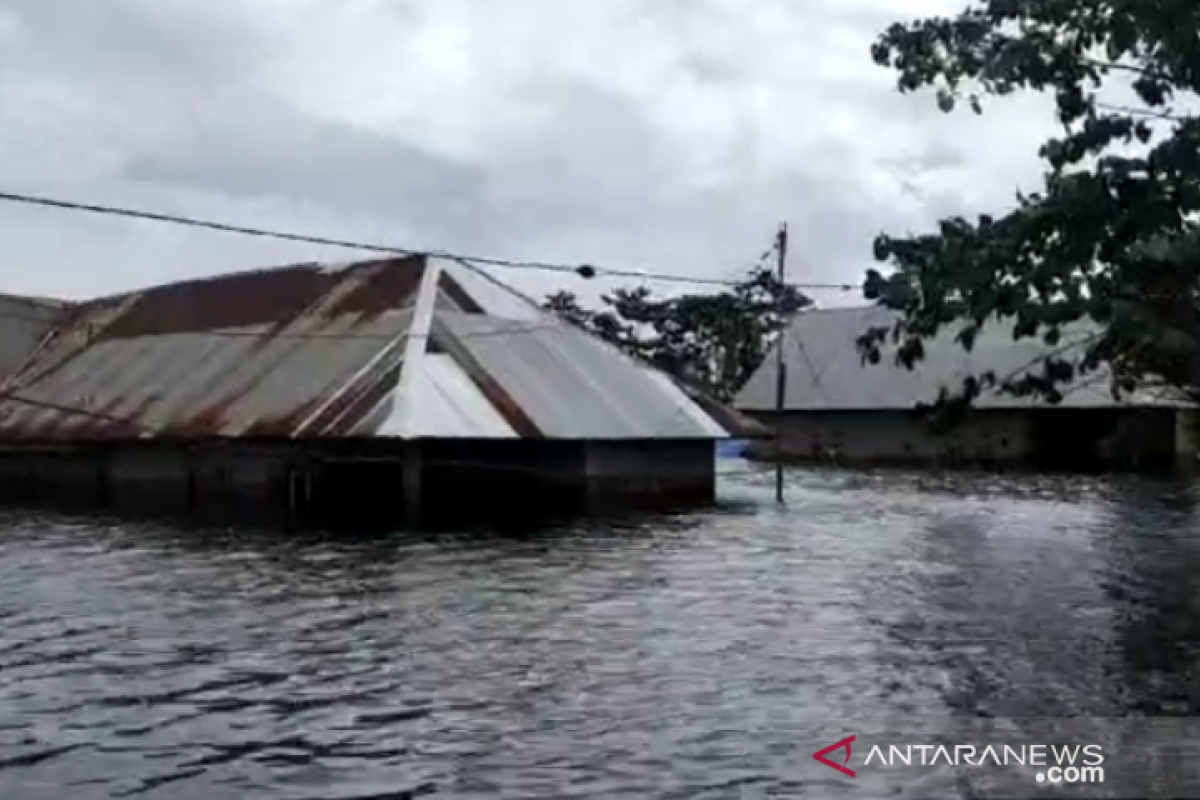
[[813, 734, 856, 777]]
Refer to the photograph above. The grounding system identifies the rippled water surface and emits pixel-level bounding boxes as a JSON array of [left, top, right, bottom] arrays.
[[3, 466, 1200, 798]]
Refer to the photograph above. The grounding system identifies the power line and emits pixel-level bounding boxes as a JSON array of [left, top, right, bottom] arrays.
[[0, 317, 588, 412], [0, 189, 847, 441], [0, 302, 567, 342], [0, 189, 861, 293]]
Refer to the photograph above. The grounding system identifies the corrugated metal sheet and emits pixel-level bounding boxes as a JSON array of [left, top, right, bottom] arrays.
[[0, 294, 68, 382], [436, 311, 727, 438], [645, 371, 770, 438], [0, 257, 425, 439], [639, 369, 729, 437], [433, 257, 544, 321], [0, 253, 744, 441], [0, 313, 412, 438], [736, 305, 1186, 412], [380, 353, 518, 438]]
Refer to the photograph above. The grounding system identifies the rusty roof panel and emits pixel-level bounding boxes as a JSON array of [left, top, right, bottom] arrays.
[[0, 254, 741, 441], [222, 315, 409, 435], [88, 256, 425, 342], [96, 265, 329, 340], [296, 339, 404, 437], [5, 327, 254, 437], [0, 257, 427, 439], [0, 312, 414, 439], [134, 334, 258, 430], [325, 256, 426, 318], [329, 360, 405, 437], [0, 335, 216, 438], [12, 293, 143, 390], [0, 293, 69, 381]]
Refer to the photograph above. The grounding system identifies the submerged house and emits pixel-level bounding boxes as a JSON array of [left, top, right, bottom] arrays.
[[735, 306, 1198, 471], [0, 256, 763, 527]]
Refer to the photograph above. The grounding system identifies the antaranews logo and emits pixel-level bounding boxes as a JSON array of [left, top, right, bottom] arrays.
[[811, 733, 1104, 785], [813, 734, 856, 778]]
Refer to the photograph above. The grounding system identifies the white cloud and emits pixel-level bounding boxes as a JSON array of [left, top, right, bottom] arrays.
[[0, 0, 1059, 304]]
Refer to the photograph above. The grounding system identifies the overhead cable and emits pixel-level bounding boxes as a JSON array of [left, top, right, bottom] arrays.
[[0, 189, 861, 292]]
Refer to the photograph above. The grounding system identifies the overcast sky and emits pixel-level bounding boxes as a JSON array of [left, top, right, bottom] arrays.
[[0, 0, 1058, 305]]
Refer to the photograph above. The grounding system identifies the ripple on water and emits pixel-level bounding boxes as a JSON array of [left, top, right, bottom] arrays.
[[1, 470, 1199, 798]]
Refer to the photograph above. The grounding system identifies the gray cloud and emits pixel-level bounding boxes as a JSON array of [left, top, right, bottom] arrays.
[[0, 0, 1058, 305], [121, 94, 486, 230], [5, 0, 267, 83]]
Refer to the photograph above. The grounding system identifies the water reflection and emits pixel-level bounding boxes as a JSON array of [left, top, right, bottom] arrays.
[[2, 469, 1200, 798], [1095, 478, 1200, 715]]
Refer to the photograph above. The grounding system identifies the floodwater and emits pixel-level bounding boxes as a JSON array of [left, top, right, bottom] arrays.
[[2, 465, 1199, 799]]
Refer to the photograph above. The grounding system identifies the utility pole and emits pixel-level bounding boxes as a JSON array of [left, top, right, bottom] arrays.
[[773, 222, 789, 504]]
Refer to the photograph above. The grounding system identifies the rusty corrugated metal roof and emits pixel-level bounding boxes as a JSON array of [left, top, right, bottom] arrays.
[[0, 293, 70, 383], [0, 257, 426, 439], [0, 254, 751, 442]]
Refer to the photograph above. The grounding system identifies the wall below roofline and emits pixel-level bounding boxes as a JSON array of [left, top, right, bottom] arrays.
[[0, 436, 719, 530], [743, 407, 1192, 473]]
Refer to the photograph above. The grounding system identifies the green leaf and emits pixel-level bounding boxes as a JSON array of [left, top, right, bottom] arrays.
[[862, 0, 1200, 417], [936, 88, 956, 113]]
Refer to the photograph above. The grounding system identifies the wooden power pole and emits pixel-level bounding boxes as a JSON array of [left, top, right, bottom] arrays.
[[773, 222, 789, 504]]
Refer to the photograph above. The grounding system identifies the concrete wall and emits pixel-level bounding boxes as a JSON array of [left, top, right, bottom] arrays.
[[748, 410, 1036, 466], [419, 438, 716, 524], [0, 447, 111, 510], [1175, 410, 1200, 468], [0, 441, 297, 523], [1095, 408, 1180, 470], [0, 437, 720, 529], [583, 439, 715, 509], [746, 408, 1192, 471]]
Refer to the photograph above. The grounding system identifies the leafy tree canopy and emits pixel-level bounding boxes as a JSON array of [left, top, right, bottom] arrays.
[[862, 0, 1200, 409], [543, 265, 810, 401]]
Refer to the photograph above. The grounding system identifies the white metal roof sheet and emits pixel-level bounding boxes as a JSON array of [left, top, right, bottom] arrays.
[[441, 311, 727, 438], [378, 353, 517, 438], [736, 306, 1188, 412], [639, 367, 728, 437], [433, 258, 544, 321]]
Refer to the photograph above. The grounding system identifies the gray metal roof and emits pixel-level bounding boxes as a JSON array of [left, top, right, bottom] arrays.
[[0, 259, 424, 437], [735, 305, 1186, 412], [392, 352, 518, 438], [0, 294, 67, 382], [0, 256, 748, 440], [0, 313, 411, 437], [427, 311, 727, 439]]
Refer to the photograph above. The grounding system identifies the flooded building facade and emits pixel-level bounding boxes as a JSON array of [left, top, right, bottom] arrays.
[[0, 256, 762, 528], [735, 306, 1197, 472]]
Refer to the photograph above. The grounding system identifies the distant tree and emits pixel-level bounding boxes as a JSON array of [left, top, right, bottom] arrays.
[[541, 290, 597, 330], [543, 265, 811, 400], [861, 0, 1200, 408]]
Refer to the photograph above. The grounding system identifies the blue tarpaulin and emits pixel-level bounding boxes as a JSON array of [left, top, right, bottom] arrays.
[[716, 439, 750, 459]]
